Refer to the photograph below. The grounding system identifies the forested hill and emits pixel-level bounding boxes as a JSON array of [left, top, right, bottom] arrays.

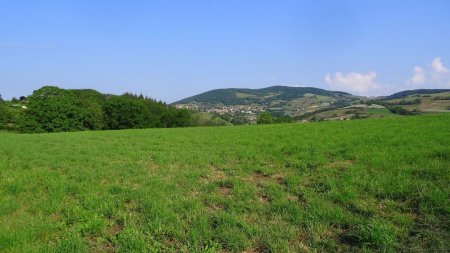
[[173, 86, 352, 106]]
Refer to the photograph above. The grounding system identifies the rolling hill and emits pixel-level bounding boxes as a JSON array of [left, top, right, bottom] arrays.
[[384, 89, 450, 99], [173, 86, 359, 118], [174, 86, 352, 106], [173, 86, 450, 121]]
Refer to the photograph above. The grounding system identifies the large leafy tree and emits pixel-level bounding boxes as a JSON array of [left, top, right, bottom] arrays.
[[103, 96, 152, 129], [20, 86, 87, 133], [161, 108, 192, 128], [70, 89, 107, 130]]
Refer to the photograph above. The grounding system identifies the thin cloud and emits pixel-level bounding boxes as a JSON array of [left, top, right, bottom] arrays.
[[0, 42, 49, 49]]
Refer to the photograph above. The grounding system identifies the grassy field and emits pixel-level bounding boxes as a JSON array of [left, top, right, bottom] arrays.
[[366, 108, 397, 117], [1, 114, 449, 252]]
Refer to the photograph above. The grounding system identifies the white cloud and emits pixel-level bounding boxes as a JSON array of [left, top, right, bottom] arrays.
[[324, 71, 385, 95], [407, 57, 450, 88], [410, 66, 426, 85], [324, 57, 450, 96], [431, 57, 449, 74]]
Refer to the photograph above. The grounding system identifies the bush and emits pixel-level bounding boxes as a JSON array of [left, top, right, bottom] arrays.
[[257, 112, 274, 124], [398, 98, 421, 105], [388, 106, 414, 115], [231, 114, 250, 125]]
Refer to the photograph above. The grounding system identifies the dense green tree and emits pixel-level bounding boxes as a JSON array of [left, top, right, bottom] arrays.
[[0, 97, 24, 131], [161, 108, 192, 128], [142, 98, 168, 127], [257, 112, 274, 124], [103, 96, 151, 129], [20, 86, 87, 133], [70, 89, 106, 130], [0, 99, 6, 128], [388, 106, 413, 115], [231, 114, 250, 125]]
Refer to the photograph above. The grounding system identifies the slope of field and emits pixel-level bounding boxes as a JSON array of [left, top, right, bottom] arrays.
[[385, 91, 450, 113], [1, 115, 449, 252]]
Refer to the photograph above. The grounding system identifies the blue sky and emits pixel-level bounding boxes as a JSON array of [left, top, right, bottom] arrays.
[[1, 0, 450, 102]]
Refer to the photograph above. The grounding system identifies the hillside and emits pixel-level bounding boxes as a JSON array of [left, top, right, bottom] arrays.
[[383, 90, 450, 113], [174, 86, 351, 105], [385, 89, 450, 99], [173, 87, 450, 122], [173, 86, 358, 118], [1, 114, 449, 252], [298, 90, 450, 122]]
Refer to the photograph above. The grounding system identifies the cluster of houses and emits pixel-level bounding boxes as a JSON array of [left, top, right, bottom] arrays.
[[174, 104, 265, 115]]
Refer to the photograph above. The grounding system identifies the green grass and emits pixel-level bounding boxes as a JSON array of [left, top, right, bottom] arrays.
[[366, 108, 397, 117], [1, 114, 449, 252]]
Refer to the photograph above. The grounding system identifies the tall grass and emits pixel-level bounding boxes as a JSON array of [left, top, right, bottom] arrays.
[[0, 114, 449, 252]]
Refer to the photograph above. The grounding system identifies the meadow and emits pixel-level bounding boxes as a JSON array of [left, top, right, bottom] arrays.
[[0, 114, 449, 252]]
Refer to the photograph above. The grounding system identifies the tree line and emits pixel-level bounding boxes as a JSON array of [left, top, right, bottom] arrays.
[[1, 86, 194, 133], [2, 87, 306, 133]]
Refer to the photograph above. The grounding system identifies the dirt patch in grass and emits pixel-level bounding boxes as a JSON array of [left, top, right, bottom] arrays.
[[201, 164, 227, 183], [106, 223, 122, 237], [250, 170, 286, 185], [211, 164, 227, 178], [86, 235, 117, 253], [273, 173, 285, 186], [242, 242, 273, 253], [208, 202, 224, 211], [218, 185, 232, 195], [137, 160, 160, 170], [242, 248, 261, 253], [124, 199, 137, 211], [287, 194, 298, 202], [100, 241, 117, 253], [259, 194, 269, 203], [328, 160, 353, 170], [252, 171, 270, 182], [49, 212, 61, 221]]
